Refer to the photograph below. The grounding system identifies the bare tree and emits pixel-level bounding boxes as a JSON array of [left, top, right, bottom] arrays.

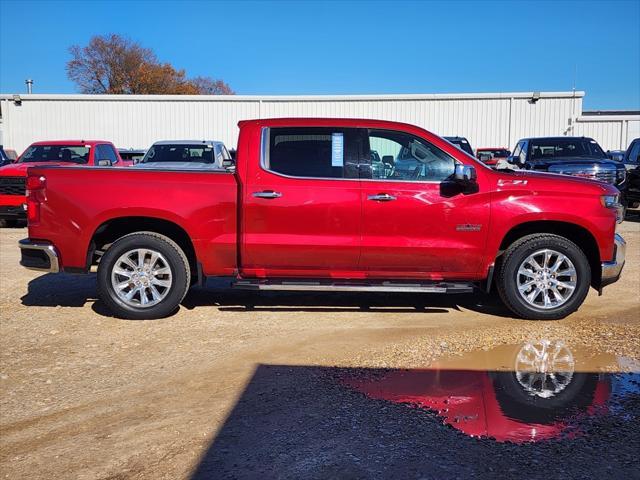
[[67, 34, 234, 95], [190, 76, 235, 95]]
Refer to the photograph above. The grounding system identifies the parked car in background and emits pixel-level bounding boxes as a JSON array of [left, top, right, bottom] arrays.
[[118, 148, 147, 165], [508, 137, 626, 188], [2, 147, 18, 163], [607, 150, 626, 162], [0, 140, 122, 226], [6, 149, 18, 161], [443, 136, 474, 156], [135, 141, 232, 170], [19, 118, 624, 321], [476, 147, 511, 166], [620, 138, 640, 210], [0, 147, 12, 167]]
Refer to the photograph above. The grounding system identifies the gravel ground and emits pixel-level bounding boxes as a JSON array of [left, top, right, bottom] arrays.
[[0, 219, 639, 479]]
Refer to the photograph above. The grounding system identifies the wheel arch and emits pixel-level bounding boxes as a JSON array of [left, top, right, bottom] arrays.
[[88, 216, 198, 277], [492, 220, 601, 289]]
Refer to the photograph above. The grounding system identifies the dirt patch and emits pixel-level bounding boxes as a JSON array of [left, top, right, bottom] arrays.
[[1, 221, 639, 479]]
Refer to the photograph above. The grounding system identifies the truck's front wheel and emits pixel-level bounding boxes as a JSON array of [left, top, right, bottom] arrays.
[[97, 232, 191, 319], [497, 234, 591, 320]]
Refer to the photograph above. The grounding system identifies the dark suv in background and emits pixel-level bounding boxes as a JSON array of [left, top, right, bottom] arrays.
[[508, 137, 626, 189], [621, 138, 640, 210], [0, 146, 13, 168], [444, 136, 474, 156]]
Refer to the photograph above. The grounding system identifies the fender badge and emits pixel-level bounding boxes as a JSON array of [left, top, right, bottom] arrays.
[[456, 224, 482, 232], [498, 179, 528, 186]]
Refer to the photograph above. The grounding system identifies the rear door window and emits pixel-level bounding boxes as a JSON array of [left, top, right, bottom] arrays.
[[266, 127, 362, 179]]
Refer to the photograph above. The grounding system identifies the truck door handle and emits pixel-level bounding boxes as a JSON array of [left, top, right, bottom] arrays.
[[367, 193, 397, 202], [252, 190, 282, 199]]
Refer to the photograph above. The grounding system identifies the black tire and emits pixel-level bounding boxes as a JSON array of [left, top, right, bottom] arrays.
[[97, 232, 191, 319], [491, 371, 598, 425], [497, 234, 591, 320]]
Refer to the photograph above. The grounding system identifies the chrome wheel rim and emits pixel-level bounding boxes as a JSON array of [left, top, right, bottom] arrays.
[[515, 340, 575, 398], [516, 249, 577, 310], [111, 248, 172, 308]]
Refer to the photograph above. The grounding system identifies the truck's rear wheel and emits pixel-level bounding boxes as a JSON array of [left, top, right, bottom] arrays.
[[497, 234, 591, 320], [97, 232, 190, 319]]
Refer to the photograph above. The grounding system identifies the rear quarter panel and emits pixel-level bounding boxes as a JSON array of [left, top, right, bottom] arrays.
[[27, 167, 238, 275]]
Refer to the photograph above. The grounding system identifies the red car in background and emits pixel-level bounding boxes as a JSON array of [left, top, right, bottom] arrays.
[[0, 140, 125, 227], [476, 147, 511, 166]]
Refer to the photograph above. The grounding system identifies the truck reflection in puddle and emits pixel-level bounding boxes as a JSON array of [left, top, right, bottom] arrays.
[[344, 340, 639, 443]]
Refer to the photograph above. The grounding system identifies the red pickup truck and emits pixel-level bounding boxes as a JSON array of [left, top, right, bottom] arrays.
[[19, 119, 626, 320], [0, 140, 126, 226]]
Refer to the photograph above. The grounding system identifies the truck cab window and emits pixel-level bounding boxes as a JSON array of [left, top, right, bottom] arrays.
[[266, 127, 360, 179], [97, 144, 118, 164], [367, 129, 455, 181]]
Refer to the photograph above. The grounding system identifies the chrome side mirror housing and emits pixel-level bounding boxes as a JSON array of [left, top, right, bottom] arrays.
[[454, 164, 477, 183], [97, 159, 113, 167]]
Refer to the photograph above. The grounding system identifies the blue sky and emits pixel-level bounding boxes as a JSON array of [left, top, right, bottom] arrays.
[[1, 0, 638, 109]]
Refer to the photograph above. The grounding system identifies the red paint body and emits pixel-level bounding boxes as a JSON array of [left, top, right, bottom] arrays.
[[0, 140, 127, 214], [24, 119, 619, 281]]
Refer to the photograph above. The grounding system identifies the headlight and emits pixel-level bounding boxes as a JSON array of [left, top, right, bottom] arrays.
[[601, 194, 619, 208], [616, 168, 626, 184]]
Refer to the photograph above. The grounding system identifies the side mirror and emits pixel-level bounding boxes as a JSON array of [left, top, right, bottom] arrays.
[[454, 164, 477, 183], [97, 159, 112, 167], [478, 152, 492, 163]]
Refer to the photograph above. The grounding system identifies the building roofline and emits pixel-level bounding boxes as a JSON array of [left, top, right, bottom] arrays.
[[583, 110, 640, 116], [0, 91, 586, 102]]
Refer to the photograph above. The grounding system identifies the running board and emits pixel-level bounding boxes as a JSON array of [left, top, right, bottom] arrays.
[[233, 279, 475, 294]]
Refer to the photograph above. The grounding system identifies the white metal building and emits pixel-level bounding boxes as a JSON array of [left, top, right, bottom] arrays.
[[1, 91, 638, 154]]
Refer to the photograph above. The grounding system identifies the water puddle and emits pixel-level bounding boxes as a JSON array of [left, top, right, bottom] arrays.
[[342, 340, 640, 443]]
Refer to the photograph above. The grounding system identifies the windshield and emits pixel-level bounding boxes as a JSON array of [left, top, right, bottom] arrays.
[[142, 144, 216, 163], [478, 149, 510, 158], [20, 145, 90, 164], [120, 151, 146, 162], [529, 139, 605, 160], [444, 137, 474, 156]]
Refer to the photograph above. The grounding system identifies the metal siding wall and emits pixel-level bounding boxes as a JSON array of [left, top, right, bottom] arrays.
[[574, 121, 622, 151], [627, 121, 640, 145], [1, 93, 593, 154]]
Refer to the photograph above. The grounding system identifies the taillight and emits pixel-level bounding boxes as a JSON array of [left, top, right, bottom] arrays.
[[26, 175, 46, 192], [26, 175, 46, 224]]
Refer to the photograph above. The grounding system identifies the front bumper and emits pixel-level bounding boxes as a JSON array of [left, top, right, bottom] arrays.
[[0, 204, 26, 219], [19, 239, 60, 273], [600, 233, 626, 289]]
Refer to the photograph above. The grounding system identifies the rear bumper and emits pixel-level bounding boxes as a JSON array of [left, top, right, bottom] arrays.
[[18, 238, 60, 273], [600, 234, 626, 288]]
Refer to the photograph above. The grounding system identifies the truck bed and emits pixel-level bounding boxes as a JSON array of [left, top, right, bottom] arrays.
[[27, 166, 238, 275]]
